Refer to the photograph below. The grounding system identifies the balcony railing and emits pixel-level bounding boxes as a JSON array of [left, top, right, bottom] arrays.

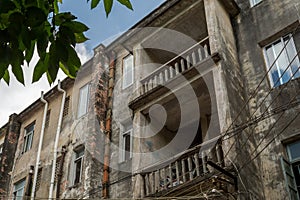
[[140, 138, 223, 197], [140, 37, 210, 96]]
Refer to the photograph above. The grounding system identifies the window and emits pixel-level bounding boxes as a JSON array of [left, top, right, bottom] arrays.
[[77, 84, 90, 118], [250, 0, 262, 7], [281, 141, 300, 199], [23, 123, 35, 153], [121, 126, 132, 162], [13, 179, 26, 200], [45, 110, 51, 128], [55, 156, 62, 184], [0, 143, 3, 155], [71, 147, 84, 185], [264, 34, 300, 87], [0, 143, 3, 162], [122, 54, 134, 89], [63, 96, 70, 119], [36, 168, 42, 192]]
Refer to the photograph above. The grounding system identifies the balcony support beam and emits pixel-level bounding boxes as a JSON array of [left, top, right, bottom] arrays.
[[207, 160, 238, 191]]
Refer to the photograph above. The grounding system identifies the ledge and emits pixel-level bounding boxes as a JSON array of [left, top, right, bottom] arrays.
[[219, 0, 240, 17], [128, 53, 220, 111]]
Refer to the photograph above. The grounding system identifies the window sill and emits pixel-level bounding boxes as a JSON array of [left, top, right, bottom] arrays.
[[68, 182, 82, 189], [122, 83, 133, 91], [119, 158, 132, 164], [118, 158, 132, 171]]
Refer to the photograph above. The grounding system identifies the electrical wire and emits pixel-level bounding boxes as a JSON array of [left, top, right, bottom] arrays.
[[220, 23, 300, 162], [223, 61, 300, 163], [238, 109, 300, 171], [218, 22, 300, 141]]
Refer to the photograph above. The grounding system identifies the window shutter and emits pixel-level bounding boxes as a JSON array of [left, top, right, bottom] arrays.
[[280, 156, 299, 200], [68, 153, 75, 186]]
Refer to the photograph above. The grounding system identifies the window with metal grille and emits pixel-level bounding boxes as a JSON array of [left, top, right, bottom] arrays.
[[55, 156, 62, 184], [36, 168, 42, 192], [45, 110, 51, 128], [63, 96, 70, 119]]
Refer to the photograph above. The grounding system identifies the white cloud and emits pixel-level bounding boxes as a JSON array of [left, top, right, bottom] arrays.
[[75, 43, 93, 64], [0, 43, 93, 127]]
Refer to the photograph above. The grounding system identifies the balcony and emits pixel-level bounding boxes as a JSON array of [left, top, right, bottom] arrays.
[[139, 140, 233, 197], [129, 37, 220, 111]]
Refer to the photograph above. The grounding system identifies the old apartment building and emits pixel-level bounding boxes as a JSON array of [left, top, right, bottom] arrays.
[[0, 0, 300, 199]]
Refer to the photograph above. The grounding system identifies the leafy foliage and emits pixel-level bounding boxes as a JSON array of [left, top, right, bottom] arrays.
[[0, 0, 132, 85]]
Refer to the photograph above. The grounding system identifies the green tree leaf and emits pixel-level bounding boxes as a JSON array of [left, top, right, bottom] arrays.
[[58, 26, 76, 47], [117, 0, 133, 10], [54, 0, 59, 14], [104, 0, 113, 17], [0, 1, 16, 14], [48, 43, 59, 82], [54, 12, 76, 26], [32, 54, 49, 83], [37, 32, 49, 59], [3, 69, 10, 85], [56, 39, 68, 63], [66, 45, 81, 77], [11, 64, 24, 85], [59, 62, 75, 78], [25, 41, 35, 64], [25, 7, 47, 28], [62, 21, 89, 33], [75, 32, 89, 43], [91, 0, 101, 9]]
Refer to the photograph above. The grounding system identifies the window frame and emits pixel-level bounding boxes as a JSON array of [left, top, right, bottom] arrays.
[[0, 143, 3, 155], [285, 141, 300, 199], [70, 146, 85, 186], [263, 34, 300, 87], [23, 122, 35, 153], [121, 129, 133, 162], [77, 83, 90, 118], [287, 140, 300, 163], [122, 54, 134, 89], [249, 0, 262, 7], [45, 109, 51, 128], [13, 178, 26, 200]]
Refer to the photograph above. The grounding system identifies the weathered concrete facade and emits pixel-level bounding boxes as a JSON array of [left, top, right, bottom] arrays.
[[0, 44, 109, 199], [1, 0, 300, 199], [232, 0, 300, 199]]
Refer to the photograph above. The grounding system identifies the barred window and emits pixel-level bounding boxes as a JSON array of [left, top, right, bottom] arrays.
[[63, 96, 70, 119], [45, 110, 51, 128]]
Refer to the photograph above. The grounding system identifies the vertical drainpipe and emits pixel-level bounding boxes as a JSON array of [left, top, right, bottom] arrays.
[[49, 80, 66, 200], [31, 92, 48, 200], [102, 51, 116, 198]]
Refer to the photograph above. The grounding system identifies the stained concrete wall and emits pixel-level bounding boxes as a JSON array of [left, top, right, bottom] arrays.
[[0, 114, 20, 197], [233, 0, 300, 199], [7, 46, 108, 199]]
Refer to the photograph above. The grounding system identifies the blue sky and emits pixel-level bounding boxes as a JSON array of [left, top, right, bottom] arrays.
[[60, 0, 165, 50], [0, 0, 165, 127]]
